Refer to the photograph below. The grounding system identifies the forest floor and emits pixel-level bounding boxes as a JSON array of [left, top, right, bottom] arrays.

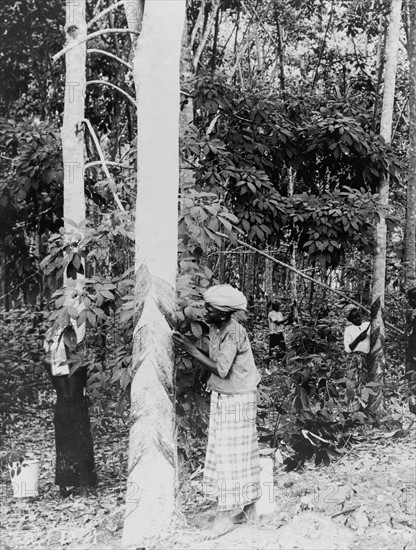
[[1, 396, 415, 550]]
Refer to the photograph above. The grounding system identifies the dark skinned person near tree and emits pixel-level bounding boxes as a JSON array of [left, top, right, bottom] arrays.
[[268, 302, 286, 354], [173, 285, 261, 540], [267, 301, 293, 357], [44, 315, 96, 498], [343, 305, 371, 412]]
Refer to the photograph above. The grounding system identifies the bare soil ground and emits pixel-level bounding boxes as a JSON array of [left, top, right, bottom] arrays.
[[1, 402, 415, 550]]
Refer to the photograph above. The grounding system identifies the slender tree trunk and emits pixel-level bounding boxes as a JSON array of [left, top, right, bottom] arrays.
[[245, 251, 255, 307], [370, 0, 402, 414], [288, 168, 298, 302], [253, 20, 263, 72], [0, 244, 5, 308], [61, 0, 87, 320], [190, 0, 206, 50], [122, 2, 185, 547], [372, 16, 388, 131], [193, 0, 220, 72], [275, 11, 286, 97], [406, 0, 416, 287], [62, 0, 86, 231], [180, 23, 195, 193], [403, 0, 410, 44], [123, 0, 143, 140], [123, 0, 143, 54], [264, 251, 274, 303], [311, 0, 335, 91], [211, 6, 220, 71]]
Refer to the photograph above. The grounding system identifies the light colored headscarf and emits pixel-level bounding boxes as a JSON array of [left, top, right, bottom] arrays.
[[203, 284, 247, 312]]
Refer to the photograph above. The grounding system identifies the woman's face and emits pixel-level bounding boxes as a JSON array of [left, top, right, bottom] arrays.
[[204, 303, 227, 325], [349, 310, 362, 326]]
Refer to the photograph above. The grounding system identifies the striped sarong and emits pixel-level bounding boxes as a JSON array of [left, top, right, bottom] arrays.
[[346, 352, 370, 412], [203, 391, 261, 512]]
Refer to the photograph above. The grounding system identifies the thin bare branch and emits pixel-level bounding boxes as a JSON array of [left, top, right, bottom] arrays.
[[87, 0, 125, 28], [52, 29, 139, 63], [82, 118, 125, 211], [87, 51, 189, 96], [391, 97, 408, 143], [85, 160, 134, 170], [0, 272, 39, 301], [87, 48, 132, 70], [86, 79, 136, 106]]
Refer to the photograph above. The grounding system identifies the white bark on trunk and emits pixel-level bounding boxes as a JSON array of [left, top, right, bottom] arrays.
[[180, 24, 195, 193], [122, 2, 185, 548], [264, 254, 274, 300], [370, 0, 402, 413], [288, 167, 298, 302], [123, 0, 143, 62], [62, 0, 86, 229], [61, 0, 87, 318], [406, 0, 416, 287]]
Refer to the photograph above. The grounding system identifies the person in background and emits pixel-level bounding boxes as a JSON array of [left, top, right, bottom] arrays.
[[173, 285, 261, 540], [44, 317, 96, 498], [343, 305, 371, 411], [268, 301, 291, 356], [405, 288, 416, 414]]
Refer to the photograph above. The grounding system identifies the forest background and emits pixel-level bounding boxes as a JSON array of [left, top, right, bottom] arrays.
[[0, 0, 415, 547]]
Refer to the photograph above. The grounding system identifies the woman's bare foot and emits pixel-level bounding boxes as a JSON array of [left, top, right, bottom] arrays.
[[244, 503, 259, 523], [201, 512, 234, 540], [232, 502, 260, 524], [232, 511, 248, 524]]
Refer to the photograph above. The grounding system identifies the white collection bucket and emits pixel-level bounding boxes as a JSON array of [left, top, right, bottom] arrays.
[[9, 459, 40, 498], [255, 456, 276, 516]]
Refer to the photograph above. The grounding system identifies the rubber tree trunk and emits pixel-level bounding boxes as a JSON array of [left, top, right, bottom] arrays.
[[406, 0, 416, 288], [288, 167, 298, 304], [123, 0, 143, 56], [245, 251, 255, 307], [180, 22, 195, 194], [61, 0, 87, 321], [193, 0, 220, 72], [274, 9, 285, 97], [62, 0, 86, 232], [121, 2, 185, 548], [372, 15, 387, 129], [264, 254, 274, 303], [369, 0, 402, 414]]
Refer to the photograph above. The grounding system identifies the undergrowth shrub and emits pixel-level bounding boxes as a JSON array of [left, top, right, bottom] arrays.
[[0, 307, 50, 447], [256, 308, 412, 471]]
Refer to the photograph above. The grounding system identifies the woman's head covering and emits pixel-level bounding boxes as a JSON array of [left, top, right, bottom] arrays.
[[203, 284, 247, 312]]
